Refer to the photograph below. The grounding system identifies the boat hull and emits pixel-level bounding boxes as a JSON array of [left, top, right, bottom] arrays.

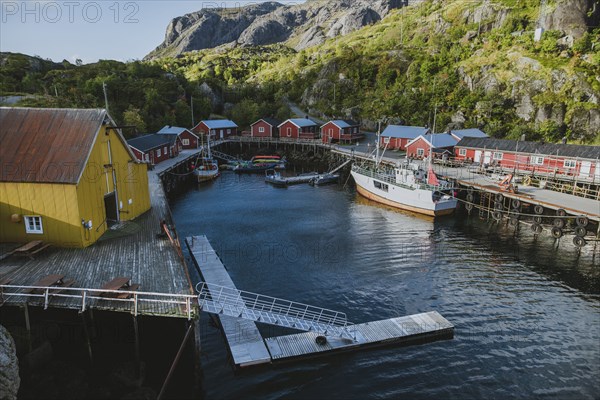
[[195, 170, 219, 182], [351, 171, 456, 217]]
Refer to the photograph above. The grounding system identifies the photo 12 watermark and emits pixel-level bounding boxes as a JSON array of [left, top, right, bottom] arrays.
[[1, 1, 140, 24]]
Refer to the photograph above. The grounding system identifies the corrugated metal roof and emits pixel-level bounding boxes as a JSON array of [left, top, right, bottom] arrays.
[[451, 128, 488, 139], [382, 125, 429, 139], [409, 133, 458, 148], [327, 120, 359, 129], [201, 119, 238, 129], [456, 137, 600, 159], [279, 118, 318, 128], [127, 134, 177, 152], [0, 107, 106, 184], [251, 118, 282, 127]]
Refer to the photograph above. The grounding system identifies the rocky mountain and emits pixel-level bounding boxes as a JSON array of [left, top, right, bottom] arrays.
[[146, 0, 411, 59]]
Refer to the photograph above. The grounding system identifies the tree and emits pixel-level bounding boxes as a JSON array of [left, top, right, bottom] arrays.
[[123, 107, 147, 135]]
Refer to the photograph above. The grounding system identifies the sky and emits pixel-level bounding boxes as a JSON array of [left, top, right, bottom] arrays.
[[0, 0, 304, 63]]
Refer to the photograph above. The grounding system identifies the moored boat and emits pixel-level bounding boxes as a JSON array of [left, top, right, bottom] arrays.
[[193, 135, 220, 182], [234, 155, 286, 172], [309, 173, 340, 186]]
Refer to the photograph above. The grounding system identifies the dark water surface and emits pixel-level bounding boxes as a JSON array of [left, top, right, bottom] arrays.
[[170, 172, 600, 400]]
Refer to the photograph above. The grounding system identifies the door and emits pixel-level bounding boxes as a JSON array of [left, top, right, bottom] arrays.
[[104, 192, 119, 226], [474, 150, 482, 163], [596, 162, 600, 182], [579, 161, 591, 178], [483, 151, 491, 165]]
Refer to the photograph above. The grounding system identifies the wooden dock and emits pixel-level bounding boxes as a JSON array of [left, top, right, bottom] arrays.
[[265, 311, 453, 363], [184, 235, 272, 367]]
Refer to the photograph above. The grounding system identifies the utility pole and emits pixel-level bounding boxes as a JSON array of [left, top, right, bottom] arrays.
[[191, 96, 195, 127], [102, 82, 109, 114]]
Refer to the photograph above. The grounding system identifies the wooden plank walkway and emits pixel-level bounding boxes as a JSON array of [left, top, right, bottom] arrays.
[[0, 172, 193, 318], [265, 311, 454, 363], [185, 235, 271, 367]]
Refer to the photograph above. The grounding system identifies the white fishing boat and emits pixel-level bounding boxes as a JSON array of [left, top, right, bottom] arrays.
[[193, 135, 219, 183], [350, 125, 457, 217]]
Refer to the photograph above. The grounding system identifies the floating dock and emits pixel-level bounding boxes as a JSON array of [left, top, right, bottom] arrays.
[[186, 235, 454, 367], [185, 235, 271, 367], [265, 171, 319, 186], [266, 311, 453, 363]]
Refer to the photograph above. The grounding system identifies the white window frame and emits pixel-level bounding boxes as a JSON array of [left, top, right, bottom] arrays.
[[458, 148, 467, 156], [383, 137, 390, 144], [287, 127, 292, 137], [182, 138, 189, 146], [24, 215, 43, 234], [157, 148, 161, 157], [564, 159, 576, 168], [164, 146, 168, 154], [493, 152, 503, 160], [531, 156, 544, 165], [145, 154, 149, 162], [258, 126, 265, 133], [227, 129, 231, 134], [417, 148, 425, 157]]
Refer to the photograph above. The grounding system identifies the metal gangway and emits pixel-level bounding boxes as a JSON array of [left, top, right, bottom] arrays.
[[329, 158, 353, 174], [211, 150, 239, 162], [196, 282, 357, 340]]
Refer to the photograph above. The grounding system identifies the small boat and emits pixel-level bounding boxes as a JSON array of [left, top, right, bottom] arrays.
[[193, 136, 219, 182], [309, 173, 339, 186], [234, 155, 286, 172], [265, 170, 318, 186]]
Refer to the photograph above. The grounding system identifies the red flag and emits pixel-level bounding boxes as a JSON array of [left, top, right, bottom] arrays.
[[427, 166, 440, 186]]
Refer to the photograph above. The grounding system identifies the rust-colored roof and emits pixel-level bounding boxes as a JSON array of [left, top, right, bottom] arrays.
[[0, 107, 106, 184]]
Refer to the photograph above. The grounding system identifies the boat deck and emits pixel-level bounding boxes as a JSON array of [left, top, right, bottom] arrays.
[[266, 311, 454, 363], [185, 235, 272, 367]]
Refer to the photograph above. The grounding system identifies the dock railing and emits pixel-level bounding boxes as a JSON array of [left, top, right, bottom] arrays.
[[0, 284, 197, 319]]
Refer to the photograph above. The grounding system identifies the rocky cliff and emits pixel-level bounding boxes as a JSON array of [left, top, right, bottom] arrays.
[[146, 0, 411, 59], [0, 325, 19, 400]]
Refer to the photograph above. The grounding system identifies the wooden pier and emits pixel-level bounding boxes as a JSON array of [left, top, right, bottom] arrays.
[[185, 235, 272, 367], [266, 311, 453, 363], [185, 235, 454, 367]]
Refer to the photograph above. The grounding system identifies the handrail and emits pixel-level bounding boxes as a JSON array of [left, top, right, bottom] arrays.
[[0, 284, 196, 319]]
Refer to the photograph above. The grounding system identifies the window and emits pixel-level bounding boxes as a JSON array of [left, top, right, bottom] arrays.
[[287, 127, 292, 137], [417, 148, 425, 157], [227, 129, 231, 134], [458, 148, 467, 156], [145, 154, 149, 162], [383, 137, 390, 144], [373, 181, 389, 192], [354, 127, 358, 133], [493, 152, 503, 160], [564, 159, 576, 168], [329, 128, 333, 137], [164, 146, 168, 154], [157, 148, 161, 157], [24, 216, 43, 234], [258, 126, 265, 133], [531, 156, 544, 165], [182, 138, 189, 146]]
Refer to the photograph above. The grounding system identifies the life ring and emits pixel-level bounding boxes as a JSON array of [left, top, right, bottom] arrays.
[[576, 216, 589, 227], [523, 176, 532, 186], [494, 202, 504, 211], [573, 236, 586, 248], [495, 193, 503, 202], [492, 211, 502, 221], [511, 199, 521, 209], [315, 335, 327, 345], [531, 223, 542, 234], [465, 203, 473, 211], [534, 205, 544, 215], [552, 218, 565, 229], [466, 193, 474, 202], [533, 216, 543, 224], [551, 227, 563, 239], [467, 186, 474, 195], [556, 208, 566, 217], [574, 226, 587, 237]]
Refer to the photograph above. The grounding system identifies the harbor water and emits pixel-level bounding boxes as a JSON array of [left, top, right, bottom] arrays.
[[170, 172, 600, 399]]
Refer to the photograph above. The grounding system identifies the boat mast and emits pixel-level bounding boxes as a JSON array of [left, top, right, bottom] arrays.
[[207, 133, 212, 159], [376, 120, 380, 164]]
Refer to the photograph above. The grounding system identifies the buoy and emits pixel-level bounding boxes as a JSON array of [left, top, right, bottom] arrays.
[[492, 211, 502, 221], [575, 226, 587, 237], [465, 203, 473, 211], [551, 227, 563, 239], [511, 198, 521, 209], [534, 205, 544, 215], [556, 208, 567, 217], [552, 218, 565, 229], [494, 202, 504, 211], [466, 193, 474, 202], [467, 186, 474, 195], [531, 223, 542, 234], [533, 216, 543, 224], [573, 236, 586, 248], [495, 193, 503, 202], [576, 216, 589, 228]]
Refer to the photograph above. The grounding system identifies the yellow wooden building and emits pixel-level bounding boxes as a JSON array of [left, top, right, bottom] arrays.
[[0, 107, 151, 247]]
